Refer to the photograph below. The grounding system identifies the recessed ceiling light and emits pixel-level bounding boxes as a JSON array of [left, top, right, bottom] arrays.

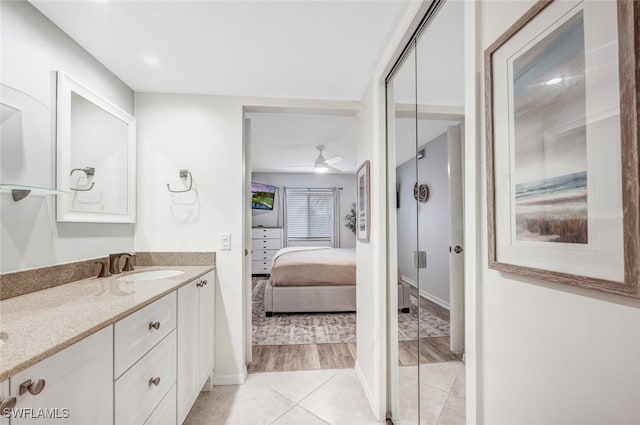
[[143, 55, 160, 67], [546, 77, 562, 86]]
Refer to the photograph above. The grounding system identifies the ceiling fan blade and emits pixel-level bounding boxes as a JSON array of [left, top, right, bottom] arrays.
[[327, 165, 341, 172], [324, 156, 344, 165]]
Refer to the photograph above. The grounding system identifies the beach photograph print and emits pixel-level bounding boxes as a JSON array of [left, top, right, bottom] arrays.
[[511, 9, 588, 244]]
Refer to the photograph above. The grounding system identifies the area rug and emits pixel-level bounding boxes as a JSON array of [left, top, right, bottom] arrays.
[[252, 280, 450, 345]]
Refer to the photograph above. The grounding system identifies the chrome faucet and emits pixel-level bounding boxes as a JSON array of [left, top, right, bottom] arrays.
[[109, 253, 134, 274]]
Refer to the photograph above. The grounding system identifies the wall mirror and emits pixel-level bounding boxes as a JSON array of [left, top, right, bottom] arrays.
[[56, 71, 136, 223]]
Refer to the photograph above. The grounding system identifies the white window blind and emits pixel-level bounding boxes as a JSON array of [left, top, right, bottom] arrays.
[[285, 188, 335, 242]]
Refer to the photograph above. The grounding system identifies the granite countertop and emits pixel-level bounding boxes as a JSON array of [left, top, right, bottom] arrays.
[[0, 265, 215, 381]]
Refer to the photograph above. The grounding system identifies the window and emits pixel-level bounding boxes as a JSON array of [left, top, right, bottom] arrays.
[[285, 188, 335, 244]]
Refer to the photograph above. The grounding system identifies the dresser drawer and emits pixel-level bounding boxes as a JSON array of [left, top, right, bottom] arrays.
[[251, 228, 282, 239], [114, 292, 176, 378], [252, 262, 271, 274], [144, 383, 176, 425], [115, 330, 177, 425], [251, 239, 281, 250], [253, 249, 279, 261]]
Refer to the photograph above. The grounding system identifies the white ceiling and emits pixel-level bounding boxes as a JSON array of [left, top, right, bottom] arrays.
[[30, 0, 411, 100], [248, 112, 357, 174]]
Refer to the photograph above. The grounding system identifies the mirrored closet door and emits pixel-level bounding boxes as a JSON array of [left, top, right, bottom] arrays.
[[387, 0, 466, 423]]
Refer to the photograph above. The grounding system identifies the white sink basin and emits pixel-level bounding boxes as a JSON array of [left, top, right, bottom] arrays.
[[117, 270, 184, 282]]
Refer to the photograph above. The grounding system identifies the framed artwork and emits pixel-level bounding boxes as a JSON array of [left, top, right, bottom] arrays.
[[357, 160, 371, 243], [485, 0, 640, 297]]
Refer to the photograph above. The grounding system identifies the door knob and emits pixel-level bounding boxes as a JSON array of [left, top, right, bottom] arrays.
[[453, 245, 463, 254]]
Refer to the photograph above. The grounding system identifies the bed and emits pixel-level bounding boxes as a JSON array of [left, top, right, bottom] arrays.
[[265, 246, 411, 316]]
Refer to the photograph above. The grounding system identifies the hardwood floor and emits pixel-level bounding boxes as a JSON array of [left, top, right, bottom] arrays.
[[248, 343, 356, 373], [249, 277, 459, 372], [400, 285, 462, 366]]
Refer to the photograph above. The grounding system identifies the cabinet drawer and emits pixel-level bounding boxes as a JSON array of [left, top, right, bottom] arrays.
[[253, 249, 279, 261], [114, 292, 176, 378], [251, 239, 281, 250], [252, 262, 271, 274], [115, 331, 177, 425], [251, 228, 282, 239], [144, 383, 176, 425]]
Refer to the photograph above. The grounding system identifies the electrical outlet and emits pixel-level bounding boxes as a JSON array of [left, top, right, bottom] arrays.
[[220, 233, 231, 250]]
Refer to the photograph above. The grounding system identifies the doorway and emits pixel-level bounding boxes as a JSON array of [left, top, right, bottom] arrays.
[[385, 0, 466, 423], [243, 109, 360, 373]]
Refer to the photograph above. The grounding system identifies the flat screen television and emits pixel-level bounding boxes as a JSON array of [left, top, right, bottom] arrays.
[[251, 182, 277, 210]]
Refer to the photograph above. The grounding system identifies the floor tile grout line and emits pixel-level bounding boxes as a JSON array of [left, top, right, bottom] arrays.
[[267, 403, 298, 425], [433, 387, 456, 425], [292, 368, 341, 405], [265, 369, 341, 406], [295, 404, 333, 425]]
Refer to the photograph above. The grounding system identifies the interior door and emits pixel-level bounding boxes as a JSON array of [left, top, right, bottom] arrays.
[[387, 40, 420, 425], [447, 124, 465, 353], [387, 1, 467, 423]]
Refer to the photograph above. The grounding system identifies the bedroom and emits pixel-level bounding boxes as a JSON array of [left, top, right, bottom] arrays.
[[246, 111, 361, 371]]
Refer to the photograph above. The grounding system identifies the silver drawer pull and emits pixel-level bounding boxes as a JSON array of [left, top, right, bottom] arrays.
[[19, 379, 46, 396], [148, 377, 161, 386], [202, 279, 207, 286], [0, 396, 17, 413], [148, 321, 160, 330]]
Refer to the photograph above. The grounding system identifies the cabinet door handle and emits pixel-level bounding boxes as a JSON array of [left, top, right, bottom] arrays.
[[148, 377, 161, 386], [18, 379, 46, 396], [202, 279, 207, 286], [148, 321, 160, 330], [0, 396, 17, 413]]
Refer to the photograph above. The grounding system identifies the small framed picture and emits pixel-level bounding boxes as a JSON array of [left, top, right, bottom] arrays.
[[485, 0, 640, 297], [356, 160, 370, 243]]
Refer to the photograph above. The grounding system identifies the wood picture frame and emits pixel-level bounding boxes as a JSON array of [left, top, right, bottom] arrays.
[[485, 0, 640, 297], [357, 160, 371, 243]]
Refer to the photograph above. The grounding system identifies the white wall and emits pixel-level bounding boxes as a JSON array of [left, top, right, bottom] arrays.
[[135, 92, 360, 384], [396, 131, 451, 307], [0, 1, 134, 272], [251, 172, 356, 248], [476, 1, 640, 424]]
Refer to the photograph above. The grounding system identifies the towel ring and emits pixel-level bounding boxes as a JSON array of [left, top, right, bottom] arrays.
[[167, 169, 193, 193], [70, 167, 95, 191]]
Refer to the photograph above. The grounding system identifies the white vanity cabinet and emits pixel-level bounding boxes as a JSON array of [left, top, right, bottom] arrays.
[[114, 292, 178, 425], [9, 326, 113, 425], [2, 269, 215, 425], [1, 379, 11, 425], [177, 271, 215, 425]]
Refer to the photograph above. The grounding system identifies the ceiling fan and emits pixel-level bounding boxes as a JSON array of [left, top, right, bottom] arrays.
[[314, 145, 343, 173]]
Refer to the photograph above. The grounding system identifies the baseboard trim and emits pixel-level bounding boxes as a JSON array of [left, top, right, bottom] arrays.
[[354, 360, 376, 418], [401, 275, 451, 310], [213, 365, 248, 385]]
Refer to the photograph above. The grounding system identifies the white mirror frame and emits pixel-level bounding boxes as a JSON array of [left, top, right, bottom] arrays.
[[56, 71, 136, 223]]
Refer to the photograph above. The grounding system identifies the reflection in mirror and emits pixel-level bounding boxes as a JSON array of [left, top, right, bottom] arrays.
[[56, 71, 136, 223], [387, 1, 466, 423], [388, 40, 420, 425], [415, 0, 466, 420]]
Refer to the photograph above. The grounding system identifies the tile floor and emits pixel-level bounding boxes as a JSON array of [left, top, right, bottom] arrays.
[[396, 362, 465, 425], [184, 362, 465, 425]]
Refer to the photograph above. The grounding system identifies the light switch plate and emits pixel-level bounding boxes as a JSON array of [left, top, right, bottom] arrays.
[[220, 233, 231, 250]]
